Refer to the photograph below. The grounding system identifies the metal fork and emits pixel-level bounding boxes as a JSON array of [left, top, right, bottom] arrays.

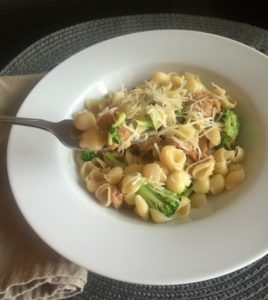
[[0, 115, 83, 150], [0, 115, 158, 151]]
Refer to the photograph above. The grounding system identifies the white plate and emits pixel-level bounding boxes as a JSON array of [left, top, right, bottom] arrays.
[[7, 30, 268, 284]]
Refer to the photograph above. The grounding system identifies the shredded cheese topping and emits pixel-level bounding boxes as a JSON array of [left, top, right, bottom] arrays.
[[79, 72, 237, 161]]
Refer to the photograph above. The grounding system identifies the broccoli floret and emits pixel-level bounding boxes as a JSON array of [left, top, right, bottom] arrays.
[[107, 112, 126, 145], [112, 112, 126, 127], [102, 152, 126, 168], [220, 109, 240, 149], [137, 184, 181, 218], [81, 150, 96, 161], [221, 109, 240, 140], [182, 185, 193, 198], [107, 126, 120, 145], [135, 117, 154, 129], [221, 134, 233, 150], [175, 109, 185, 124]]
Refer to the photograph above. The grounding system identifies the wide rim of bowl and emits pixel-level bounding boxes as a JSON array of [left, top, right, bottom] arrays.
[[7, 30, 268, 284]]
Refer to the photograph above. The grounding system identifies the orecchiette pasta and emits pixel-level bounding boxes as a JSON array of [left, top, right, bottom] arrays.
[[175, 124, 197, 142], [205, 127, 221, 146], [184, 72, 206, 93], [143, 163, 167, 183], [84, 169, 106, 193], [234, 146, 245, 163], [95, 182, 123, 209], [228, 163, 243, 172], [214, 148, 234, 164], [192, 177, 210, 194], [213, 148, 232, 175], [160, 145, 186, 172], [167, 170, 191, 193], [214, 161, 228, 175], [91, 157, 107, 169], [192, 158, 215, 180], [212, 83, 237, 108], [73, 110, 96, 130], [89, 168, 105, 181], [80, 161, 95, 178], [169, 73, 185, 89], [225, 167, 246, 190], [134, 195, 149, 221], [166, 90, 182, 102], [224, 150, 235, 165], [124, 164, 144, 175], [121, 173, 145, 195], [154, 161, 169, 176], [104, 167, 124, 184], [214, 148, 225, 162], [74, 71, 246, 223], [95, 183, 112, 207], [150, 208, 171, 223], [80, 125, 106, 150], [190, 193, 207, 208], [174, 196, 191, 218], [148, 104, 167, 130], [85, 179, 101, 193], [152, 71, 170, 86], [209, 174, 225, 195], [124, 194, 136, 206]]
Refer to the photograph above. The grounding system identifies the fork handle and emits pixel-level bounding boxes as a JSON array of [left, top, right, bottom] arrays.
[[0, 115, 54, 132]]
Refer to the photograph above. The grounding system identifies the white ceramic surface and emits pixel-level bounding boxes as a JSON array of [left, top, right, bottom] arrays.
[[7, 30, 268, 284]]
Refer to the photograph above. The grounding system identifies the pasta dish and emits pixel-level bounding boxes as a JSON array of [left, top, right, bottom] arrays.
[[73, 72, 246, 223]]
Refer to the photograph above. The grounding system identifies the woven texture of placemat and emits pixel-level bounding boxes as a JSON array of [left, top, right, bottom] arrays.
[[1, 13, 268, 75], [1, 14, 268, 300]]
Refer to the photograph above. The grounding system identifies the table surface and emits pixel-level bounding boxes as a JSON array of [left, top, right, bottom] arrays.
[[0, 0, 267, 71], [1, 5, 268, 299]]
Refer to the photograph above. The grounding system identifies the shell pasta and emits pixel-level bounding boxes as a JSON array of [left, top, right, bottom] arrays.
[[74, 71, 246, 223]]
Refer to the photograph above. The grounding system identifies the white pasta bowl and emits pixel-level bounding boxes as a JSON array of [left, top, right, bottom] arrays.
[[7, 30, 268, 284]]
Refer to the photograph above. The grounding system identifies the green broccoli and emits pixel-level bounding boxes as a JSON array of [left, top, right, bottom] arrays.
[[81, 150, 96, 161], [102, 152, 126, 168], [220, 109, 240, 149], [181, 185, 193, 198], [175, 109, 185, 124], [107, 126, 120, 145], [137, 184, 181, 218], [112, 112, 126, 127], [107, 112, 126, 145], [135, 117, 154, 129], [221, 134, 233, 150]]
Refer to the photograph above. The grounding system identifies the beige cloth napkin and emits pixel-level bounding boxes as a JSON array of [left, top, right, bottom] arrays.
[[0, 75, 88, 300]]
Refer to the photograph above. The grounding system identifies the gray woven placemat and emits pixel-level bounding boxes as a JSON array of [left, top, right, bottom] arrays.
[[1, 13, 268, 300], [1, 13, 268, 75]]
